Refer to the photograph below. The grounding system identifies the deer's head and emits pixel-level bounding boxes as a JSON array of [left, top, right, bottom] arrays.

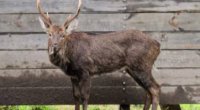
[[36, 0, 82, 55]]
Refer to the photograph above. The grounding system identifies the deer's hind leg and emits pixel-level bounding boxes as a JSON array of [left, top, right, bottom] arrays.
[[126, 67, 160, 110]]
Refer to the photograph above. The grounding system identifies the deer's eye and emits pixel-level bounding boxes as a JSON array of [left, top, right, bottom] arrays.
[[62, 35, 65, 39]]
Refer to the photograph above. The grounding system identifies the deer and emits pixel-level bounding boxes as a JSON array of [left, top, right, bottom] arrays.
[[36, 0, 161, 110]]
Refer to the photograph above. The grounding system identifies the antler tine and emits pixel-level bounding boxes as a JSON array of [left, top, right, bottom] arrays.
[[64, 0, 82, 28], [36, 0, 52, 26]]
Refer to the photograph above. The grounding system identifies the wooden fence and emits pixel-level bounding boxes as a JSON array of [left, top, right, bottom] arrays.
[[0, 0, 200, 109]]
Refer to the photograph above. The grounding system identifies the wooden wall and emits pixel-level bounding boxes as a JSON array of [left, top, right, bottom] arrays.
[[0, 0, 200, 105]]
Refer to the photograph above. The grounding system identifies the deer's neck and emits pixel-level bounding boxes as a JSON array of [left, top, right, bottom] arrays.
[[48, 44, 70, 70]]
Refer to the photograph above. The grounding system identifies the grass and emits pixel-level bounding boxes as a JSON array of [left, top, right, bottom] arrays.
[[181, 104, 200, 110], [0, 104, 200, 110]]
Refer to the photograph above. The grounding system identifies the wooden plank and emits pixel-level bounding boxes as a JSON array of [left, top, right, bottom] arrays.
[[152, 69, 200, 86], [0, 50, 199, 69], [127, 0, 200, 12], [150, 32, 200, 50], [0, 86, 199, 105], [1, 13, 200, 32], [125, 86, 200, 104], [0, 51, 52, 69], [0, 34, 47, 50], [0, 69, 200, 87], [0, 0, 200, 13], [156, 50, 200, 68], [0, 0, 126, 13], [1, 33, 200, 50]]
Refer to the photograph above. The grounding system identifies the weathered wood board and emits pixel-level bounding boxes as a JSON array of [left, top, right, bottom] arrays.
[[0, 86, 199, 105], [1, 13, 200, 32], [0, 69, 200, 87], [0, 0, 200, 13], [0, 50, 199, 69], [1, 33, 200, 50]]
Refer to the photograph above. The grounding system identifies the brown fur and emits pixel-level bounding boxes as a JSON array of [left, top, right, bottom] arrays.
[[47, 25, 160, 110]]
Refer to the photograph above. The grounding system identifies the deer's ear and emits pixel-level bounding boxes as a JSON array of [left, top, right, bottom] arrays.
[[38, 17, 49, 32]]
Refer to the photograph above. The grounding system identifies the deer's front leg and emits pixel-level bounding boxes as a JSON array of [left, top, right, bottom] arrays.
[[71, 78, 81, 110], [79, 72, 91, 110]]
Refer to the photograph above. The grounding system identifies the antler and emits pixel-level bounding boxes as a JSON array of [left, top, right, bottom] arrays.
[[36, 0, 52, 26], [64, 0, 82, 28]]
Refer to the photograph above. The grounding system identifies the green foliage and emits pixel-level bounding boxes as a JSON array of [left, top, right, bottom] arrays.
[[0, 104, 200, 110], [181, 104, 200, 110], [89, 105, 118, 110], [0, 106, 55, 110]]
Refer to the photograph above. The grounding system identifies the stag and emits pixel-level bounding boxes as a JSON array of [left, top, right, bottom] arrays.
[[36, 0, 160, 110]]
